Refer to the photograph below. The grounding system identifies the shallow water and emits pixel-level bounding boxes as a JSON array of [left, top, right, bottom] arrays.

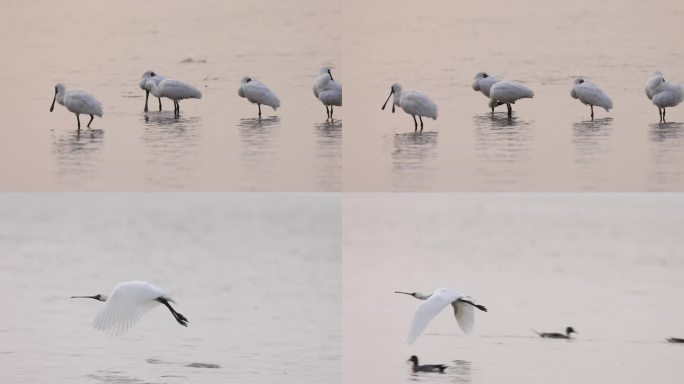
[[343, 0, 684, 191], [343, 194, 684, 383], [0, 0, 341, 191], [0, 194, 340, 383]]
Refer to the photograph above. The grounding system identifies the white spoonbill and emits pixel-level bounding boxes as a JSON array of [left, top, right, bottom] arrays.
[[147, 78, 202, 117], [139, 70, 167, 112], [488, 81, 534, 117], [645, 71, 684, 122], [50, 84, 103, 129], [395, 288, 487, 344], [381, 83, 438, 131], [472, 72, 502, 112], [238, 76, 281, 118], [570, 77, 613, 119], [314, 67, 342, 120], [71, 281, 188, 335]]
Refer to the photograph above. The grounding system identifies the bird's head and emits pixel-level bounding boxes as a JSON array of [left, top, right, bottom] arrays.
[[574, 77, 585, 85], [382, 84, 401, 112], [474, 71, 489, 80], [71, 294, 107, 302], [241, 76, 252, 84], [50, 84, 65, 112], [394, 291, 417, 298], [566, 326, 577, 335], [141, 70, 155, 79], [408, 355, 419, 365]]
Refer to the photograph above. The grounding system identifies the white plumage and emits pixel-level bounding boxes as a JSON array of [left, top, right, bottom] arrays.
[[395, 287, 487, 344], [570, 77, 613, 119], [139, 70, 167, 112], [472, 72, 502, 111], [238, 76, 281, 117], [50, 83, 103, 129], [72, 281, 188, 335], [382, 83, 438, 131], [645, 70, 684, 122], [313, 67, 342, 119], [147, 78, 202, 116], [488, 80, 534, 117]]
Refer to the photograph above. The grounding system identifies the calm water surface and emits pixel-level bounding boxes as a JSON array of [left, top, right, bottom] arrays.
[[0, 0, 341, 191], [343, 194, 684, 383], [0, 194, 340, 383], [344, 0, 684, 191]]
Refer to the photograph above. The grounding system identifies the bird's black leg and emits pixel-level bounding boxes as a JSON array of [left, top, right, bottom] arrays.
[[590, 105, 594, 120], [155, 297, 188, 327], [176, 101, 180, 116], [419, 116, 424, 131], [76, 114, 81, 130], [413, 115, 418, 131], [144, 90, 150, 112], [330, 105, 334, 120], [659, 108, 663, 122], [325, 105, 330, 120], [88, 114, 94, 128], [258, 104, 262, 118], [158, 97, 162, 111], [663, 108, 667, 123], [507, 103, 512, 118]]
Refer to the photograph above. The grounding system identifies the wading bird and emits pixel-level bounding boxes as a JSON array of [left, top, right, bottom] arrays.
[[139, 70, 167, 112], [395, 288, 487, 344], [571, 77, 613, 119], [313, 67, 342, 120], [238, 76, 281, 118], [472, 72, 502, 112], [50, 83, 103, 129], [71, 281, 188, 335], [645, 70, 684, 122], [147, 78, 202, 117], [488, 80, 534, 117], [382, 83, 438, 131]]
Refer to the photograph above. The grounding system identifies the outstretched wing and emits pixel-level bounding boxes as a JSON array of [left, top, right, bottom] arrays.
[[452, 299, 475, 334], [406, 288, 462, 344], [93, 282, 165, 335]]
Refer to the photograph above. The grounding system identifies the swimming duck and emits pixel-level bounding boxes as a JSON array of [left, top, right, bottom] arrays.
[[534, 326, 577, 339], [407, 355, 447, 373]]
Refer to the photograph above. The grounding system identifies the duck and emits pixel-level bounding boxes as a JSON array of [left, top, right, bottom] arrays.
[[533, 326, 577, 339], [407, 355, 447, 373]]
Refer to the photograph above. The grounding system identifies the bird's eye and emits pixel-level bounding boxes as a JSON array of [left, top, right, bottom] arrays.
[[483, 73, 488, 78], [151, 72, 156, 77]]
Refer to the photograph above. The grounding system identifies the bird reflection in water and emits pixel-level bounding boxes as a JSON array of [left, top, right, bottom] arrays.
[[391, 131, 438, 190], [314, 120, 342, 191], [238, 116, 281, 185], [572, 117, 613, 165], [52, 128, 105, 187]]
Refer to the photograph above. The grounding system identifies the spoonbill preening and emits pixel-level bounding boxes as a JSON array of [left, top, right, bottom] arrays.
[[570, 77, 613, 119], [313, 67, 342, 120], [488, 80, 534, 117], [238, 76, 281, 118], [147, 78, 202, 117]]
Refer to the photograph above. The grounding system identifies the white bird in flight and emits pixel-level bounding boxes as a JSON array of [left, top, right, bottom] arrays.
[[488, 80, 534, 117], [645, 70, 684, 123], [395, 288, 487, 344], [472, 72, 502, 112], [570, 77, 613, 119], [139, 70, 167, 112], [71, 281, 188, 335], [381, 83, 438, 131], [147, 78, 202, 117], [238, 76, 281, 118], [313, 67, 342, 120], [50, 83, 103, 129]]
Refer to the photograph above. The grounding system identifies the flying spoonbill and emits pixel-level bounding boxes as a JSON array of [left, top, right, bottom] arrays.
[[71, 281, 188, 335], [488, 80, 534, 117], [395, 288, 487, 344], [645, 71, 684, 122], [381, 83, 438, 131], [533, 326, 577, 339], [313, 67, 342, 120], [50, 84, 103, 129], [570, 77, 613, 119], [139, 70, 167, 112], [407, 355, 447, 373], [238, 76, 281, 118], [147, 78, 202, 117], [472, 72, 502, 112]]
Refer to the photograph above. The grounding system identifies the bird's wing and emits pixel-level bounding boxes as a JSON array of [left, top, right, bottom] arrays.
[[576, 82, 613, 110], [452, 299, 475, 334], [93, 282, 164, 335], [570, 86, 578, 100], [406, 288, 462, 344], [244, 81, 281, 109]]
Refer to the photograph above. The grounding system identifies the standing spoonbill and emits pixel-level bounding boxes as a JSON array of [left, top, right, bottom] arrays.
[[147, 78, 202, 117], [488, 80, 534, 117], [313, 67, 342, 120], [139, 70, 167, 112], [395, 288, 487, 344], [50, 84, 103, 129], [570, 77, 613, 119], [71, 281, 188, 335], [472, 72, 502, 112], [645, 71, 684, 122], [238, 76, 281, 118], [533, 326, 577, 339], [381, 83, 438, 131], [407, 355, 447, 373]]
